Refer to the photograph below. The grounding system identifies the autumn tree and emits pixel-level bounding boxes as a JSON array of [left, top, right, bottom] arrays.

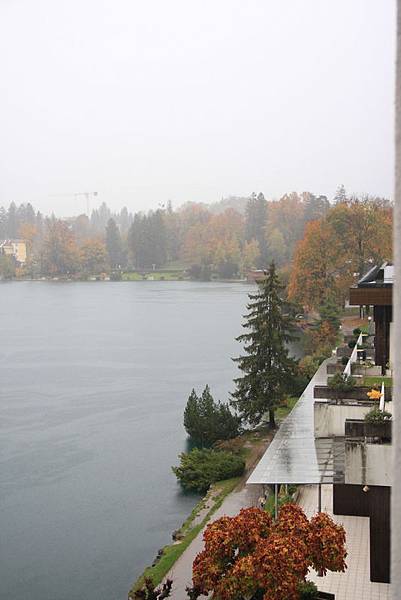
[[80, 239, 108, 274], [231, 263, 296, 428], [241, 239, 260, 273], [192, 504, 347, 600], [289, 197, 393, 311], [288, 219, 347, 310], [183, 208, 244, 278], [42, 218, 79, 275], [327, 196, 392, 278]]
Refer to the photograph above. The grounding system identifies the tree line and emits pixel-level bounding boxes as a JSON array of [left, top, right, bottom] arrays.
[[2, 185, 385, 279]]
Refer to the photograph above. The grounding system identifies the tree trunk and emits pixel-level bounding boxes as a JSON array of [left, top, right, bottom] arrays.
[[268, 409, 276, 429]]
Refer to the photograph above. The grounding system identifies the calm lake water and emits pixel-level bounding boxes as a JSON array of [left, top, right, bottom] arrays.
[[0, 281, 257, 600]]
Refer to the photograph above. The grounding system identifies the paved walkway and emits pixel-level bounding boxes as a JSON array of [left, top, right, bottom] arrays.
[[299, 484, 391, 600], [166, 484, 262, 599]]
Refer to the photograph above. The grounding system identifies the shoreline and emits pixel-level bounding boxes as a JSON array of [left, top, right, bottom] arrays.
[[0, 277, 250, 284], [127, 408, 300, 598]]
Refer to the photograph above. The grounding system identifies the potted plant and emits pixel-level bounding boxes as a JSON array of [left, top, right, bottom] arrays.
[[322, 373, 357, 400], [315, 374, 393, 401], [364, 407, 392, 441]]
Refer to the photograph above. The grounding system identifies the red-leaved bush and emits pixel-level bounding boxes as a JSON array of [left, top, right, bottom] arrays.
[[192, 504, 347, 600]]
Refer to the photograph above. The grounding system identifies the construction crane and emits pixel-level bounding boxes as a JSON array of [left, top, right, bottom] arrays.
[[74, 192, 98, 217], [49, 191, 98, 216]]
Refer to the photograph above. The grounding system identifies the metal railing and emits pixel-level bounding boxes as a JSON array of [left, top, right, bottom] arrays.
[[379, 381, 386, 412], [343, 332, 363, 377]]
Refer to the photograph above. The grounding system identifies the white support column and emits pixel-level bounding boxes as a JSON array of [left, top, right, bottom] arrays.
[[392, 2, 401, 594]]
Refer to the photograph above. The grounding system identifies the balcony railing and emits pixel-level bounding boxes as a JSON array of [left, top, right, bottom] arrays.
[[343, 332, 363, 377]]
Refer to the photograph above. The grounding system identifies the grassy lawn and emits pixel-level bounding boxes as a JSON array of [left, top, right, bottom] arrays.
[[129, 477, 240, 595], [122, 272, 143, 281], [122, 271, 187, 281], [363, 376, 393, 388]]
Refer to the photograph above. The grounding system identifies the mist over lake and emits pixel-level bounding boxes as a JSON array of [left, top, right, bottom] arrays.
[[0, 281, 259, 600]]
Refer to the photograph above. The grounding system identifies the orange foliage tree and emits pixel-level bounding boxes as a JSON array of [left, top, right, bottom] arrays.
[[288, 198, 393, 311], [288, 220, 348, 310], [42, 218, 80, 275], [192, 504, 346, 600], [182, 208, 244, 276]]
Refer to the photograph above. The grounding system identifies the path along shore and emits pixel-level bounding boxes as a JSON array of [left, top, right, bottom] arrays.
[[164, 436, 269, 599]]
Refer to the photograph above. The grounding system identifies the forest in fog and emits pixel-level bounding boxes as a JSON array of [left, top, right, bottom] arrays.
[[0, 185, 393, 311]]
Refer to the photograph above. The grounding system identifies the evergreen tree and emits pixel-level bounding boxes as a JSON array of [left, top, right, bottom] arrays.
[[183, 385, 240, 447], [231, 263, 296, 428], [333, 184, 347, 204], [106, 218, 123, 269], [318, 296, 341, 331], [7, 202, 18, 238], [0, 206, 6, 239], [25, 203, 36, 225], [244, 192, 268, 267]]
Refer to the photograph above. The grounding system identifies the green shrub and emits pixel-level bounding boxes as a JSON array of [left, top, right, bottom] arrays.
[[172, 448, 245, 493], [364, 408, 392, 423], [341, 356, 349, 366], [328, 373, 356, 392], [184, 385, 241, 447], [348, 340, 356, 349], [353, 328, 362, 336], [298, 580, 319, 599]]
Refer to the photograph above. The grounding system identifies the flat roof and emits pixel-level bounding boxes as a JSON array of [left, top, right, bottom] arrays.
[[247, 359, 344, 485]]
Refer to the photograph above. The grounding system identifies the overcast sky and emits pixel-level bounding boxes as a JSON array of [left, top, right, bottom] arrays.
[[0, 0, 395, 216]]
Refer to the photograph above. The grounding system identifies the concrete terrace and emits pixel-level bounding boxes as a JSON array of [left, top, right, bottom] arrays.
[[299, 484, 390, 600]]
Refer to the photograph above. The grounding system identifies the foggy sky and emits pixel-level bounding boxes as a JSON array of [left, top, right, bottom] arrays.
[[0, 0, 395, 216]]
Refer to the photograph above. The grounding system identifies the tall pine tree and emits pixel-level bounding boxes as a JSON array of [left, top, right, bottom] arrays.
[[106, 218, 124, 269], [231, 263, 296, 428]]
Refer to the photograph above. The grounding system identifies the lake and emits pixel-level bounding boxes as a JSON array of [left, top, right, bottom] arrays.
[[0, 281, 256, 600]]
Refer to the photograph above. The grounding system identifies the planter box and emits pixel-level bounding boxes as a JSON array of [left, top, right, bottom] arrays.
[[351, 365, 382, 376], [345, 418, 392, 442], [314, 385, 392, 401], [327, 363, 346, 374], [318, 593, 335, 600]]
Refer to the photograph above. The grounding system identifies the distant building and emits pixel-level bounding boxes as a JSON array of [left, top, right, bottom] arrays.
[[0, 239, 27, 264], [247, 269, 267, 282]]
